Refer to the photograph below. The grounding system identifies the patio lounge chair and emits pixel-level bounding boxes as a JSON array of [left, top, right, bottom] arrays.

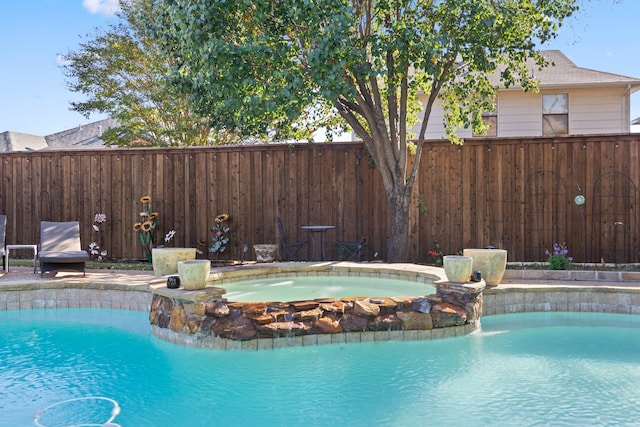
[[39, 221, 89, 276], [335, 237, 367, 262], [276, 217, 307, 261]]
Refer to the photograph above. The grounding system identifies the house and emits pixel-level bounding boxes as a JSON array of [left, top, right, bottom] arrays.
[[0, 118, 118, 152], [416, 50, 640, 139], [0, 132, 48, 151], [44, 118, 118, 150]]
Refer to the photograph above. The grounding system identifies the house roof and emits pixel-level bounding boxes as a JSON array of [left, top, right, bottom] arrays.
[[497, 50, 640, 91], [0, 131, 48, 151], [44, 118, 119, 149], [0, 118, 119, 152]]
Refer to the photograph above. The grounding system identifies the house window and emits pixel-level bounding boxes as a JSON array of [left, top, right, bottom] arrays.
[[542, 93, 569, 135], [473, 111, 497, 137]]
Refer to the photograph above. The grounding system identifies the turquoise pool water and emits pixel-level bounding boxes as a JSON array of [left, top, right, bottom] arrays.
[[2, 309, 640, 426], [219, 275, 437, 301]]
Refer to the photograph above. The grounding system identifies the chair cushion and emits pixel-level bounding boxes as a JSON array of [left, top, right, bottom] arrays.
[[40, 221, 83, 252], [40, 251, 89, 263]]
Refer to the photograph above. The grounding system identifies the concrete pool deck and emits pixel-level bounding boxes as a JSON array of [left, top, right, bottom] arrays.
[[2, 262, 640, 316], [1, 262, 639, 289], [0, 266, 156, 288]]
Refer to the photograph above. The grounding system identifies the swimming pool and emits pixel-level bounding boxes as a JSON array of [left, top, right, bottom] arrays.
[[3, 309, 640, 426]]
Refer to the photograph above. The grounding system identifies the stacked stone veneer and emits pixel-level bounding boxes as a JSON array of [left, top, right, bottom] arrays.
[[148, 265, 486, 350]]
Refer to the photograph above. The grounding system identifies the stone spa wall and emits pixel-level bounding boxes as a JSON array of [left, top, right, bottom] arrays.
[[148, 264, 485, 350]]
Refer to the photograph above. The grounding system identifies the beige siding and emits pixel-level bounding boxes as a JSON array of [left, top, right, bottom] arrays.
[[414, 86, 630, 139], [415, 96, 473, 139], [567, 87, 628, 134], [496, 91, 541, 137]]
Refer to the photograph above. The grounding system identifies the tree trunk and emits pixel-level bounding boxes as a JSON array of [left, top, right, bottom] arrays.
[[385, 186, 412, 262]]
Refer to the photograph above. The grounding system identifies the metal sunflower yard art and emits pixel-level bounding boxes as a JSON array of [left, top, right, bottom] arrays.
[[210, 213, 230, 260], [133, 195, 158, 262]]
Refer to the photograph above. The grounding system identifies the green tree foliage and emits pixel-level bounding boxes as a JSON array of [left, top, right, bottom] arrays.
[[148, 0, 580, 260], [61, 1, 222, 146]]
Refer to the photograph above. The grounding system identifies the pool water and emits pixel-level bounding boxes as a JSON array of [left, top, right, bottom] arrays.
[[218, 275, 437, 301], [2, 309, 640, 426]]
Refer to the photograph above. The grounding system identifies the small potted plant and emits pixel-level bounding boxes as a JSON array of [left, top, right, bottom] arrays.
[[253, 243, 278, 262]]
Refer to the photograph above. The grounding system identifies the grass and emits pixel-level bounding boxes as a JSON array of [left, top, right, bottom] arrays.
[[9, 258, 153, 271], [89, 261, 153, 271], [9, 258, 244, 271]]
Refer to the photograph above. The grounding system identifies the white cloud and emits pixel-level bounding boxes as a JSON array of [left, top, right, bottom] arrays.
[[82, 0, 121, 16], [56, 54, 71, 66]]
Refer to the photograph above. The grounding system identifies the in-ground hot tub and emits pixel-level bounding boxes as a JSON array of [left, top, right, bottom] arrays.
[[149, 262, 485, 350], [219, 275, 437, 302]]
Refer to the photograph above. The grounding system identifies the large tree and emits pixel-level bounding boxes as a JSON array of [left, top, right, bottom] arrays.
[[148, 0, 579, 261], [62, 1, 219, 146]]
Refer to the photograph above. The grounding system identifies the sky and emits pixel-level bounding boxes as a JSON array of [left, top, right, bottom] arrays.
[[0, 0, 639, 136]]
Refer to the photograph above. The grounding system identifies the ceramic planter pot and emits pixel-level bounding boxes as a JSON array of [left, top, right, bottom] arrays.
[[462, 248, 508, 286], [178, 259, 211, 290], [151, 247, 197, 277], [443, 255, 473, 283], [254, 244, 278, 262]]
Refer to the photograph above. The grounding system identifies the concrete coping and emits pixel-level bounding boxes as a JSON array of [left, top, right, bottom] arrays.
[[503, 268, 640, 282], [149, 261, 445, 287], [206, 261, 445, 283], [435, 279, 486, 294], [0, 280, 150, 292], [150, 282, 226, 302], [148, 261, 447, 301]]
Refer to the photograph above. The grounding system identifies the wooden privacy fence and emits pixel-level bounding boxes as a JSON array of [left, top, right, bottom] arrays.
[[1, 134, 639, 263]]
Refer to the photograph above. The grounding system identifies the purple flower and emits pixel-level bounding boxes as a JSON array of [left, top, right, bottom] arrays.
[[546, 242, 572, 270]]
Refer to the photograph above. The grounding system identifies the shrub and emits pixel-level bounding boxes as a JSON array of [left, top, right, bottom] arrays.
[[427, 240, 444, 266], [546, 242, 573, 270]]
